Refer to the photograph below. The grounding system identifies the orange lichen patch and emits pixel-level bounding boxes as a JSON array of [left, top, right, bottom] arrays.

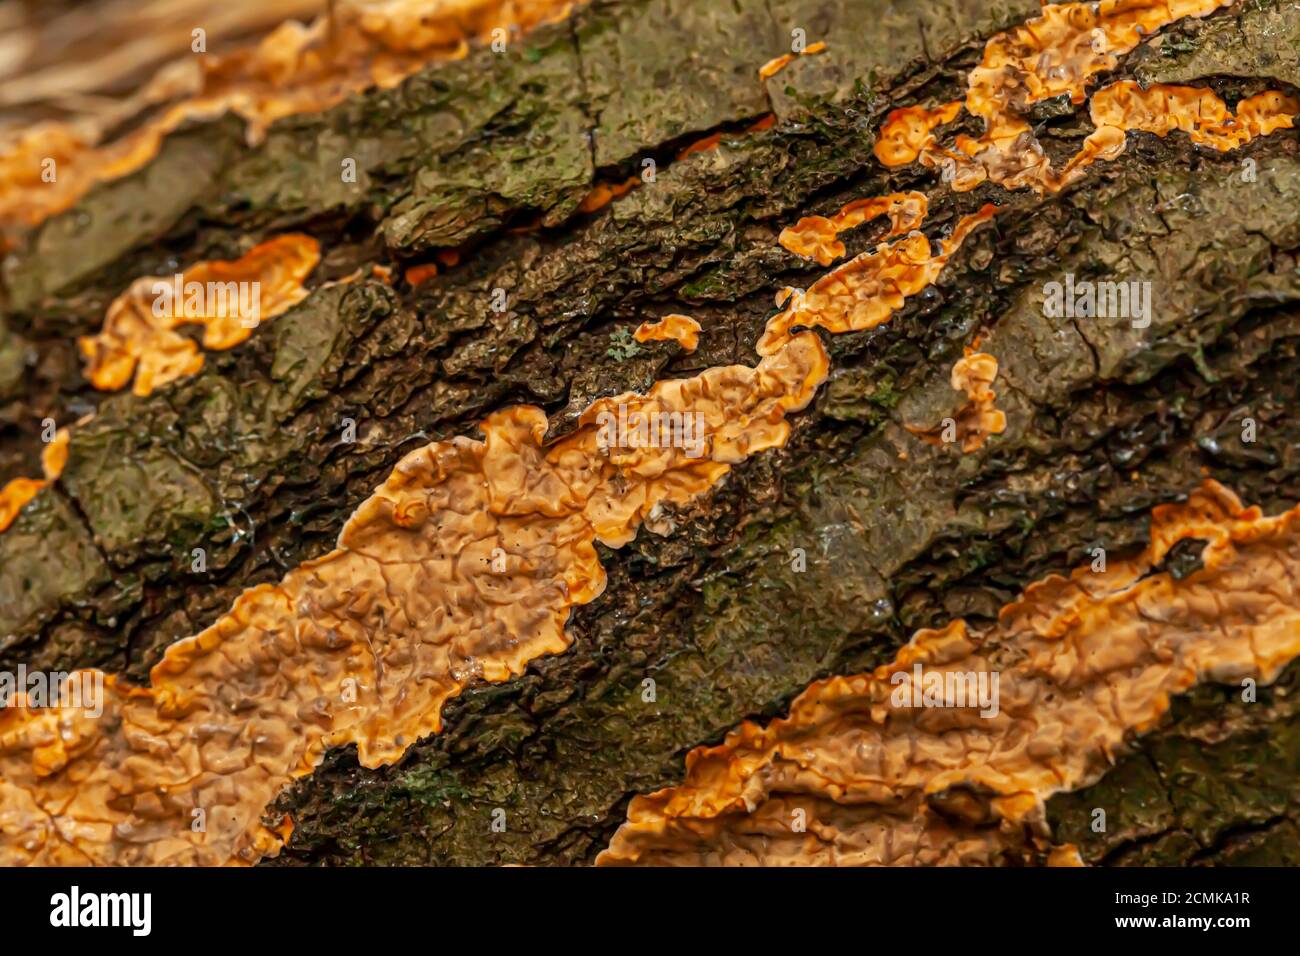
[[875, 0, 1246, 193], [873, 101, 962, 168], [906, 350, 1007, 453], [779, 191, 928, 266], [758, 40, 827, 80], [757, 204, 997, 355], [598, 481, 1300, 866], [578, 175, 640, 213], [0, 0, 578, 230], [0, 428, 70, 534], [634, 314, 702, 352], [0, 321, 835, 864], [78, 234, 320, 397]]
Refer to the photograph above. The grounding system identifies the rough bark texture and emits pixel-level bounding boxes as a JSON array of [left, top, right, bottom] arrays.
[[2, 0, 1300, 865]]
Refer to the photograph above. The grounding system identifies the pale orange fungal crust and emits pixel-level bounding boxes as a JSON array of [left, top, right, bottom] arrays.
[[906, 350, 1007, 453], [598, 481, 1300, 866], [872, 101, 962, 168], [758, 41, 827, 81], [1087, 81, 1299, 151], [0, 429, 70, 533], [758, 205, 997, 356], [0, 478, 47, 534], [0, 173, 1000, 866], [0, 0, 579, 232], [633, 314, 702, 352], [0, 332, 833, 864], [779, 192, 928, 266], [78, 234, 320, 397], [873, 1, 1296, 194]]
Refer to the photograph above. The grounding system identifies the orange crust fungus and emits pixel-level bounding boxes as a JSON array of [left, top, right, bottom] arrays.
[[633, 314, 702, 352], [906, 350, 1007, 453], [598, 481, 1300, 866], [758, 41, 827, 81], [577, 175, 641, 213], [0, 0, 579, 231], [872, 0, 1292, 194], [1085, 81, 1299, 152], [0, 429, 70, 534], [78, 234, 320, 397], [0, 191, 997, 865], [0, 101, 1004, 863], [872, 101, 963, 168], [779, 192, 928, 266], [757, 204, 997, 355], [0, 327, 836, 864]]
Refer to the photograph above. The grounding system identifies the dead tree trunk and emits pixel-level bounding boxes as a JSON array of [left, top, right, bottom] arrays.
[[2, 0, 1299, 865]]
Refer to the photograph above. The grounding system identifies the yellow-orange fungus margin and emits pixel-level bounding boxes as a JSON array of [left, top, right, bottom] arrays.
[[634, 314, 702, 352], [0, 0, 579, 230], [758, 41, 827, 81], [906, 350, 1007, 453], [0, 189, 996, 864], [872, 0, 1291, 194], [0, 429, 70, 533], [779, 192, 928, 266], [597, 481, 1300, 866], [757, 204, 997, 356], [78, 234, 320, 397]]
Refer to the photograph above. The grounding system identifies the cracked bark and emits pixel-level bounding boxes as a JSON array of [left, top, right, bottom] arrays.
[[2, 0, 1299, 865]]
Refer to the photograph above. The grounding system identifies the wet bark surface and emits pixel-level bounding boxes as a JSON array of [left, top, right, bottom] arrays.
[[2, 0, 1299, 865]]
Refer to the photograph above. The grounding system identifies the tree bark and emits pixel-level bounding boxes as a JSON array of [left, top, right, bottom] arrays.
[[2, 0, 1299, 865]]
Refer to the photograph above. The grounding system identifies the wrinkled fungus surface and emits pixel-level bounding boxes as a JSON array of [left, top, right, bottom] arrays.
[[598, 482, 1300, 866], [634, 314, 702, 352], [0, 196, 996, 864], [9, 0, 1281, 869], [78, 234, 320, 396], [0, 335, 831, 864], [779, 192, 927, 266], [757, 205, 996, 355], [872, 0, 1294, 193], [906, 350, 1007, 453]]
